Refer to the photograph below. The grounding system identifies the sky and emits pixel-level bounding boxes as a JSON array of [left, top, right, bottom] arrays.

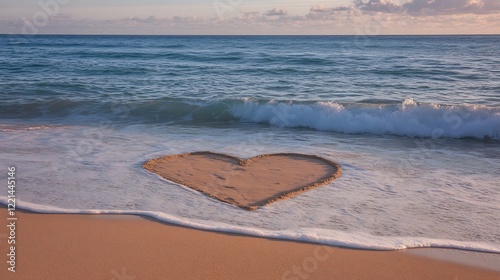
[[1, 0, 499, 35]]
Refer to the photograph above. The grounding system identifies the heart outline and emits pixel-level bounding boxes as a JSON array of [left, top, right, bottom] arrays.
[[143, 151, 342, 211]]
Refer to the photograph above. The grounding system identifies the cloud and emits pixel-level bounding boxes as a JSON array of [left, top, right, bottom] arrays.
[[310, 4, 331, 13], [351, 0, 500, 15], [353, 0, 403, 13], [123, 16, 161, 24], [1, 1, 499, 35], [310, 4, 352, 13], [401, 0, 495, 15], [263, 8, 288, 16]]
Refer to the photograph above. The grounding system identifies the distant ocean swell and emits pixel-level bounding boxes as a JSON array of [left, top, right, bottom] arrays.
[[2, 98, 499, 140]]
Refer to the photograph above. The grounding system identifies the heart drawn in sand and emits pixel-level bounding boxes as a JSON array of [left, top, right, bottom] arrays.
[[143, 152, 342, 211]]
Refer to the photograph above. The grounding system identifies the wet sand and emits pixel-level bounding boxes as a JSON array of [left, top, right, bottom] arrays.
[[1, 209, 499, 280], [143, 152, 342, 210]]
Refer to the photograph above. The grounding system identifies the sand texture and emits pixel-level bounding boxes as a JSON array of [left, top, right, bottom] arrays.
[[1, 210, 499, 280], [143, 151, 342, 210]]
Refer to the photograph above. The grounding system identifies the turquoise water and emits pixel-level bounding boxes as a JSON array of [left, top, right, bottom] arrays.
[[0, 35, 499, 252]]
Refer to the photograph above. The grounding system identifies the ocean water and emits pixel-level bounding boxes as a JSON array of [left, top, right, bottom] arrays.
[[0, 35, 499, 252]]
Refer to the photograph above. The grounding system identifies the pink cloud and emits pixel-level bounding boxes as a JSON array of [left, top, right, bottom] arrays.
[[263, 8, 288, 16]]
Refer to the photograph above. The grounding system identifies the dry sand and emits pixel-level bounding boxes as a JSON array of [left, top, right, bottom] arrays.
[[143, 152, 342, 210], [1, 210, 499, 280]]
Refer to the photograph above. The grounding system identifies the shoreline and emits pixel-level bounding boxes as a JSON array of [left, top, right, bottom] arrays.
[[1, 208, 499, 279], [3, 202, 499, 254]]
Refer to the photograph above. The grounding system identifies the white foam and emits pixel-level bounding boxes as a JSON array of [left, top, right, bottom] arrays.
[[2, 199, 500, 253], [1, 125, 499, 254], [230, 98, 500, 140]]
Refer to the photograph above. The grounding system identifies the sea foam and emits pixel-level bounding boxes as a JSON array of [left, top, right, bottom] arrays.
[[3, 97, 498, 140], [2, 199, 500, 254], [1, 124, 499, 254], [230, 98, 500, 140]]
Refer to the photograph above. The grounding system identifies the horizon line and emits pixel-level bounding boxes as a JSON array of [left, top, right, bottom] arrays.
[[2, 33, 500, 37]]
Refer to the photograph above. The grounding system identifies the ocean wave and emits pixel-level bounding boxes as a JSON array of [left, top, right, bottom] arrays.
[[1, 98, 499, 140], [230, 98, 500, 140]]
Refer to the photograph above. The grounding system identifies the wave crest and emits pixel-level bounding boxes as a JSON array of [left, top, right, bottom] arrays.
[[230, 99, 500, 140], [2, 98, 498, 140]]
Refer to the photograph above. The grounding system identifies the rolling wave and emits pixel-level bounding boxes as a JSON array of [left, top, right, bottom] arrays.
[[2, 98, 499, 140], [231, 98, 500, 140]]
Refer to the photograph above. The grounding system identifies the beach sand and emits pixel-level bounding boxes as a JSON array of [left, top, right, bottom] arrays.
[[1, 209, 499, 280], [143, 152, 342, 210]]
